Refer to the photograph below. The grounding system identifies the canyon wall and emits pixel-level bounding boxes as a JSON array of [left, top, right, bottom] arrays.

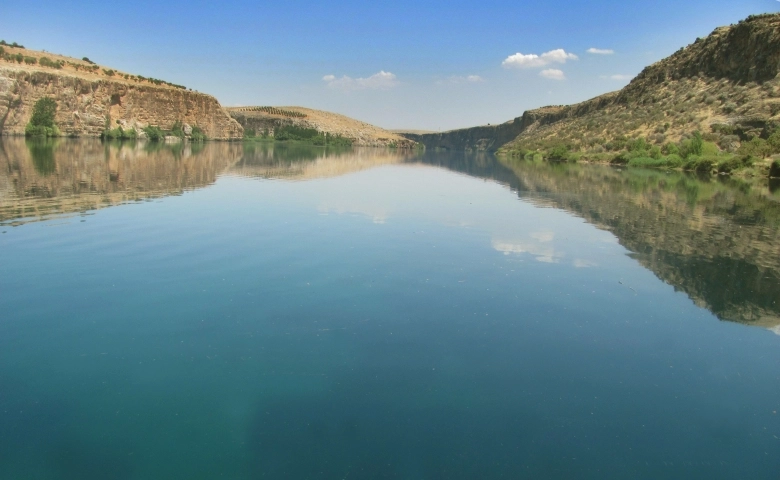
[[0, 66, 243, 139]]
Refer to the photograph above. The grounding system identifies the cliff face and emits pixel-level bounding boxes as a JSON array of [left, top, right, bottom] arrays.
[[619, 13, 780, 100], [402, 13, 780, 154], [0, 65, 243, 140]]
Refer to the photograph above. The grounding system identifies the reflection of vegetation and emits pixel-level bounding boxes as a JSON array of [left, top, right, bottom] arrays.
[[498, 156, 780, 327], [26, 138, 57, 175], [1, 138, 244, 226], [241, 141, 354, 164]]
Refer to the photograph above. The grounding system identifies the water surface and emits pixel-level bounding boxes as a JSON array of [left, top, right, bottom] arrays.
[[1, 139, 779, 479]]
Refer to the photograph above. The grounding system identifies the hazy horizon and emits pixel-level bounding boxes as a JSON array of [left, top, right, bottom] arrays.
[[1, 0, 777, 131]]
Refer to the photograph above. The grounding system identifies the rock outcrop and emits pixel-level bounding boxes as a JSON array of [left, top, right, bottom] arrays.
[[0, 48, 243, 139], [401, 13, 780, 154]]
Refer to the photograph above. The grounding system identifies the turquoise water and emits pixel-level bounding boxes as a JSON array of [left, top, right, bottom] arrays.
[[1, 140, 779, 479]]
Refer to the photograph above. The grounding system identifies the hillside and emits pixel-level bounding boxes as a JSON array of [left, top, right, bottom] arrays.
[[403, 13, 780, 175], [0, 43, 243, 139], [228, 106, 416, 148]]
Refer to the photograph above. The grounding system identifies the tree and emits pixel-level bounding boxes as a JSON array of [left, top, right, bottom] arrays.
[[30, 97, 57, 128], [26, 97, 60, 136]]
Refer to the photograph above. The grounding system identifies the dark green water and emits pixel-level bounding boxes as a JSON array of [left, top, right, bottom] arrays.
[[1, 139, 779, 479]]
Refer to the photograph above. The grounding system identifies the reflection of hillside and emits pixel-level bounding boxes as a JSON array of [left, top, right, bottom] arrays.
[[230, 143, 416, 180], [497, 158, 780, 329], [4, 138, 778, 331], [0, 138, 243, 225]]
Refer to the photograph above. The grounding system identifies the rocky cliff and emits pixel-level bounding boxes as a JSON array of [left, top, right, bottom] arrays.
[[0, 47, 243, 139], [402, 13, 780, 155]]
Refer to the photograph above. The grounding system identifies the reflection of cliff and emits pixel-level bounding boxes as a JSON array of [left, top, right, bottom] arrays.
[[497, 158, 780, 328], [230, 143, 417, 180], [0, 138, 243, 225]]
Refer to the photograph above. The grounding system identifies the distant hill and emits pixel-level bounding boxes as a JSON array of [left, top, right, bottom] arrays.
[[401, 13, 780, 175], [227, 106, 416, 148]]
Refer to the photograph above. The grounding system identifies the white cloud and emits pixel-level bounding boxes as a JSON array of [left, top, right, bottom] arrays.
[[587, 48, 615, 55], [540, 69, 566, 80], [437, 74, 485, 85], [502, 49, 578, 69], [323, 71, 399, 90], [600, 74, 633, 81]]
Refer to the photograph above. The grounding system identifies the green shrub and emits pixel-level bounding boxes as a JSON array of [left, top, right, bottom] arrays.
[[770, 159, 780, 178], [682, 155, 716, 172], [102, 126, 137, 140], [701, 141, 719, 156], [143, 125, 165, 141], [274, 125, 319, 141], [547, 144, 570, 161], [23, 56, 36, 65], [627, 137, 648, 153], [717, 157, 743, 174], [30, 98, 56, 127], [680, 131, 704, 158], [738, 137, 771, 158], [190, 126, 207, 142], [610, 151, 631, 165], [664, 142, 680, 156], [170, 121, 184, 138], [767, 129, 780, 154], [38, 57, 63, 69], [25, 97, 59, 137], [665, 154, 683, 168]]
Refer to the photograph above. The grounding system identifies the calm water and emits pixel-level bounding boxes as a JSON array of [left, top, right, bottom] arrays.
[[1, 139, 779, 479]]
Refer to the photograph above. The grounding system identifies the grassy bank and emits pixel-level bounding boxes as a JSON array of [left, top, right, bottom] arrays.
[[500, 129, 780, 178]]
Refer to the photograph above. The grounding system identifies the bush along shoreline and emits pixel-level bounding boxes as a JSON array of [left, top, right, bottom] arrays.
[[101, 120, 207, 142], [243, 124, 353, 147], [25, 97, 60, 137], [502, 127, 780, 179]]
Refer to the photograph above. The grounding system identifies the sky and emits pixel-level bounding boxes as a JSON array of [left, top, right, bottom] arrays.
[[1, 0, 778, 131]]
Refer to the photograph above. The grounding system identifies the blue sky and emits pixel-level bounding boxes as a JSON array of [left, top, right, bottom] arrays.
[[1, 0, 777, 130]]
